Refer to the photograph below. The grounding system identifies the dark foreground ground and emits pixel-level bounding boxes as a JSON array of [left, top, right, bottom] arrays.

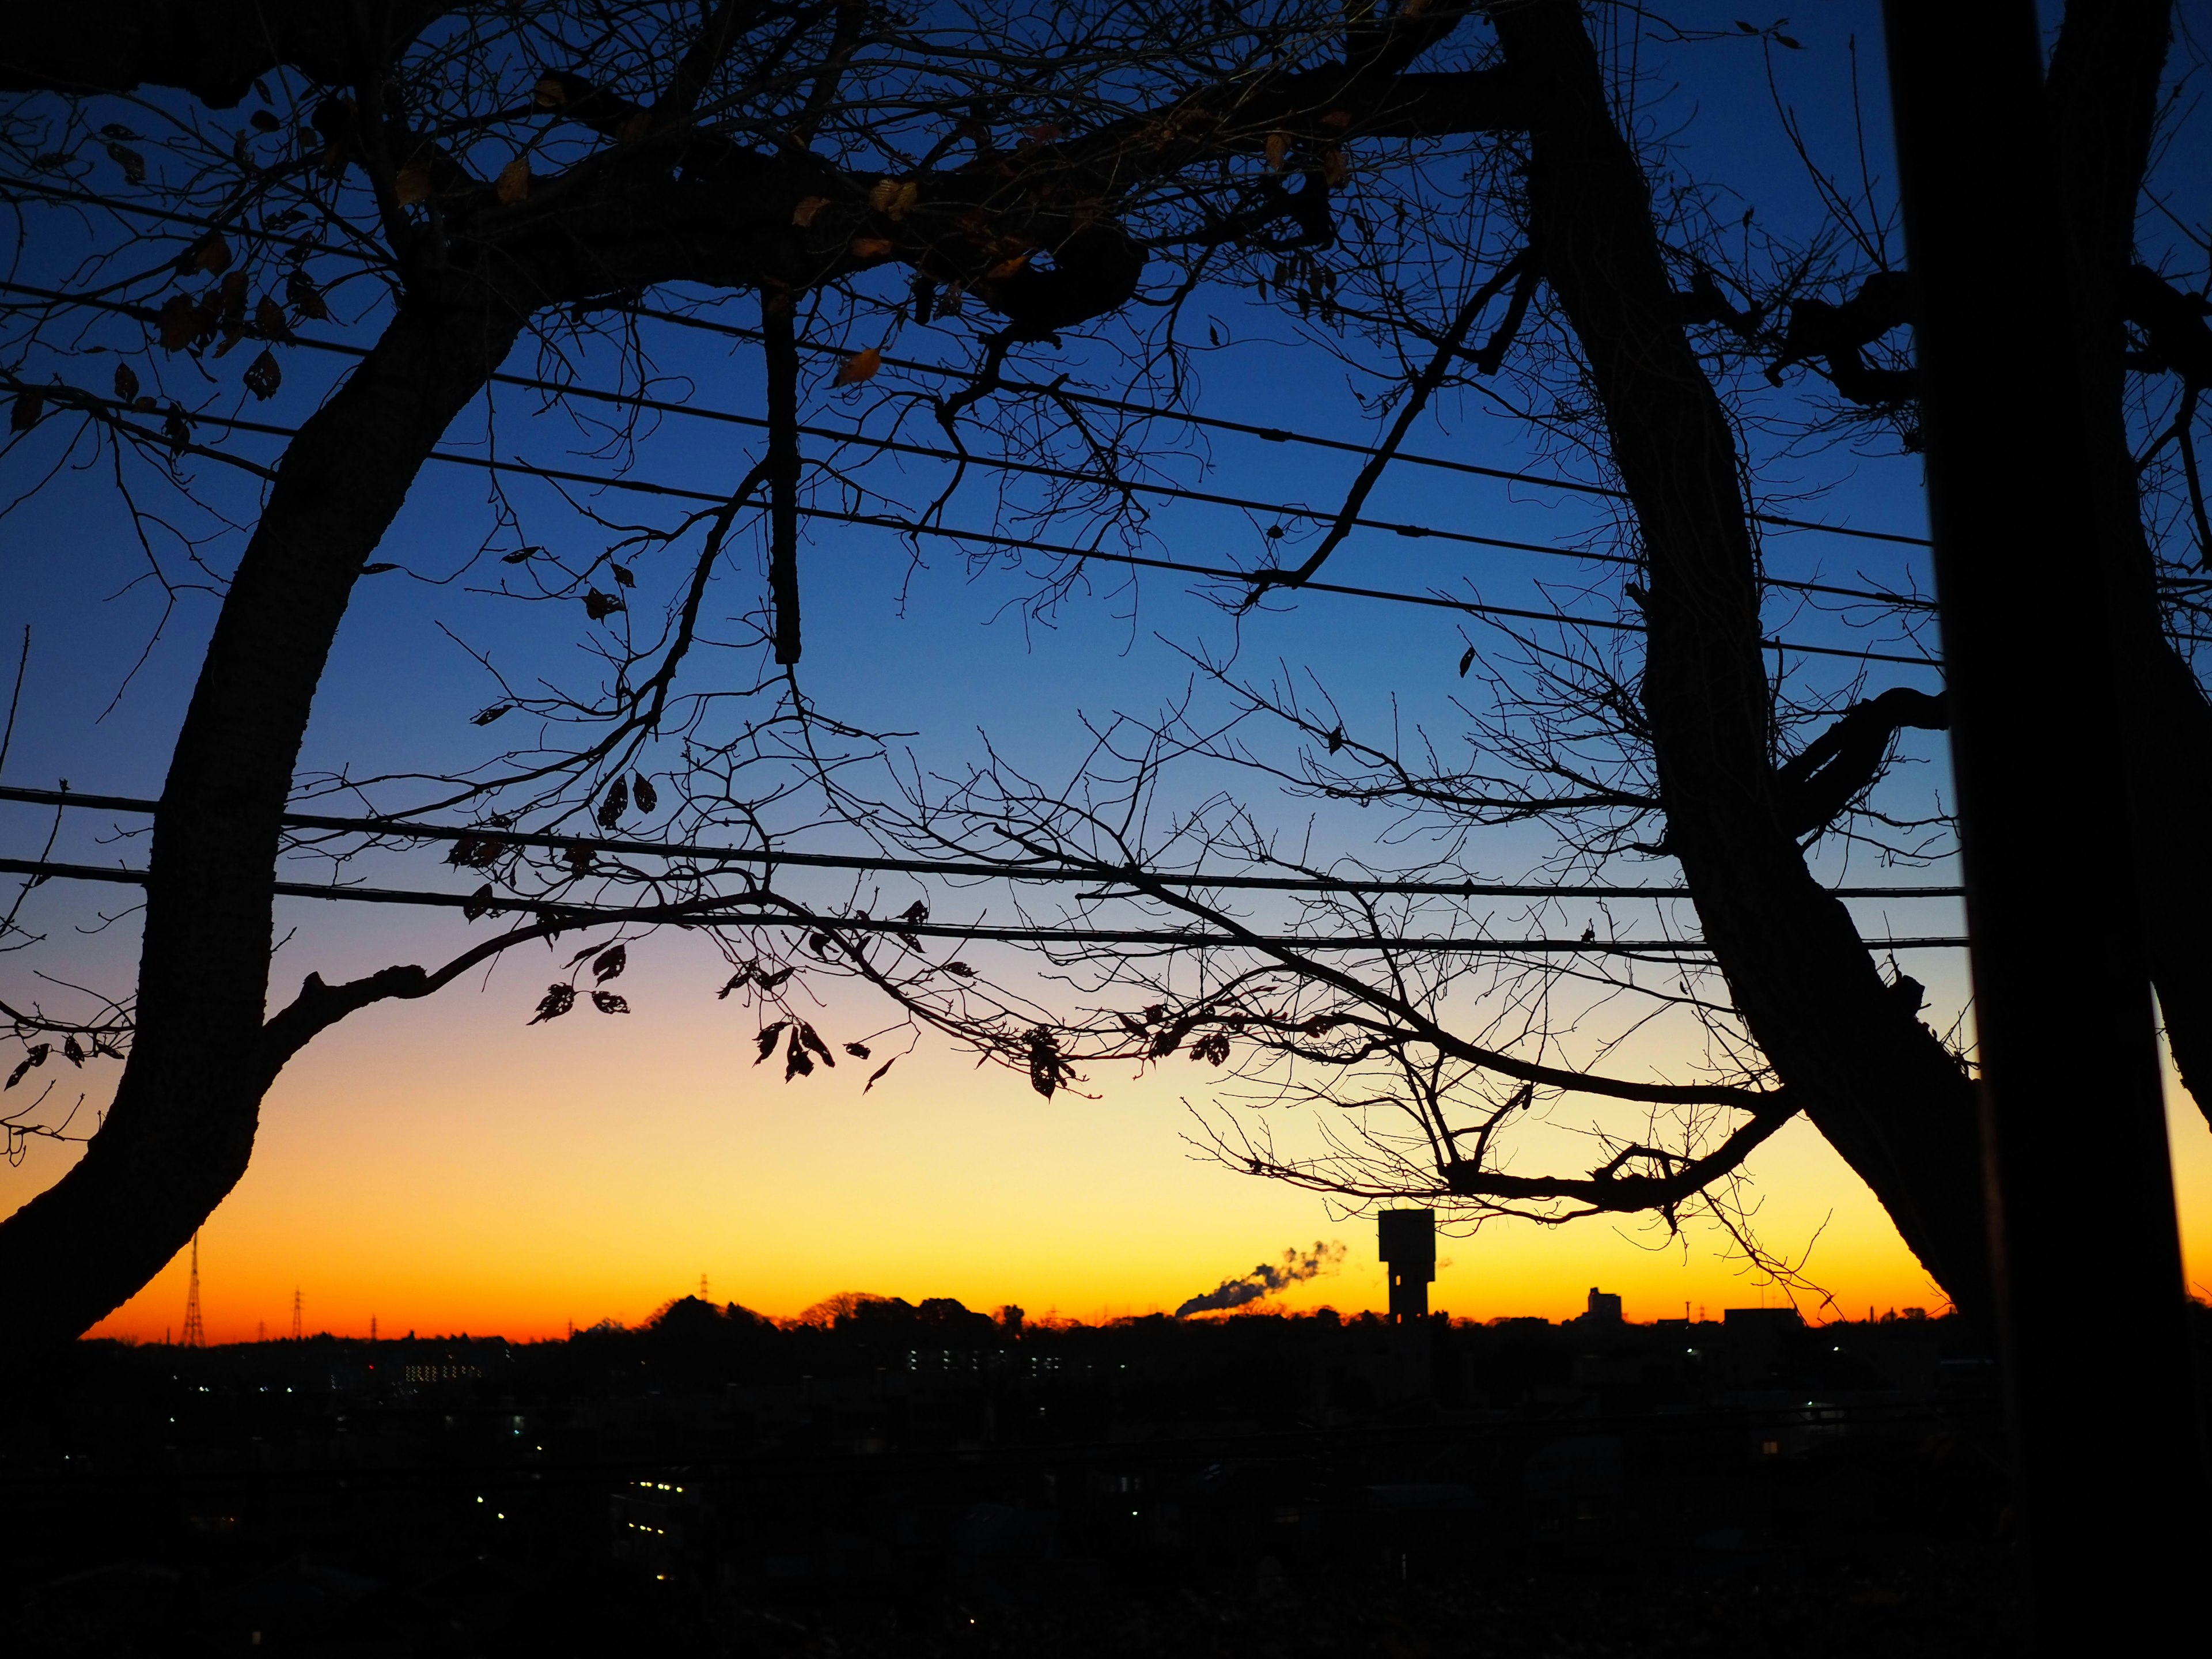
[[10, 1296, 2181, 1657]]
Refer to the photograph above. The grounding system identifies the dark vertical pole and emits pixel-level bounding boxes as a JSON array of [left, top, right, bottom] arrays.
[[1881, 6, 2205, 1647], [762, 299, 803, 666]]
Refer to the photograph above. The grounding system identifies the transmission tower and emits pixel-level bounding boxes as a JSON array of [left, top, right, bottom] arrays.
[[290, 1286, 302, 1341], [178, 1232, 204, 1348], [700, 1272, 710, 1301]]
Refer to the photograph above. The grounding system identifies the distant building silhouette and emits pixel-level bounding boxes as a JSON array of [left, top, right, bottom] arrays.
[[1377, 1209, 1435, 1325], [1578, 1287, 1622, 1325]]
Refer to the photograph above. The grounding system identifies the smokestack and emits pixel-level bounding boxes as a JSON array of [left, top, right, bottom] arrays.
[[1377, 1209, 1435, 1325]]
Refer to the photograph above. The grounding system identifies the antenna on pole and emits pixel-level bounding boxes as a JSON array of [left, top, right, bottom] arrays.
[[179, 1232, 204, 1348]]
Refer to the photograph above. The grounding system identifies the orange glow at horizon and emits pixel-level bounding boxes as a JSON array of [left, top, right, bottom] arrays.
[[7, 931, 2199, 1349]]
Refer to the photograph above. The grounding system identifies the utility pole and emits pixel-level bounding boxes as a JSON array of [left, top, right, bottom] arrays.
[[1881, 6, 2206, 1647]]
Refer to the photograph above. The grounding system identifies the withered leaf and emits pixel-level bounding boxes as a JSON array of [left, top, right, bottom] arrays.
[[495, 156, 530, 204], [583, 588, 624, 620], [472, 703, 511, 725], [358, 562, 398, 575], [849, 236, 894, 260], [448, 835, 503, 869], [176, 233, 231, 276], [610, 563, 635, 588], [101, 123, 137, 139], [783, 1027, 814, 1081], [532, 76, 568, 109], [941, 961, 974, 977], [1264, 131, 1289, 171], [107, 142, 146, 183], [500, 546, 539, 563], [592, 944, 627, 983], [463, 884, 498, 921], [895, 898, 927, 949], [753, 1020, 789, 1062], [791, 195, 830, 227], [843, 1041, 872, 1060], [62, 1035, 86, 1066], [156, 296, 198, 351], [251, 109, 281, 132], [620, 112, 650, 145], [1457, 646, 1475, 677], [596, 775, 628, 828], [984, 252, 1031, 281], [394, 167, 432, 206], [5, 1044, 51, 1088], [835, 346, 882, 385], [1325, 727, 1344, 753], [863, 1055, 896, 1092], [1320, 149, 1349, 188], [285, 269, 329, 321], [243, 349, 282, 400], [527, 983, 575, 1024], [755, 965, 794, 991], [1027, 1026, 1068, 1099], [631, 774, 657, 813], [591, 990, 630, 1014], [717, 971, 747, 999], [797, 1022, 834, 1066], [113, 363, 139, 403], [162, 405, 191, 450], [254, 294, 291, 340], [868, 178, 920, 220], [11, 390, 44, 433]]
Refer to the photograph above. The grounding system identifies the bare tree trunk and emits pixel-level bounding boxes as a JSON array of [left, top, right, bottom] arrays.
[[1493, 1, 1991, 1315], [0, 292, 521, 1344], [2045, 1, 2212, 1122]]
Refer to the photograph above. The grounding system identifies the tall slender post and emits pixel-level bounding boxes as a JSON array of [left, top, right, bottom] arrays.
[[1881, 6, 2205, 1646]]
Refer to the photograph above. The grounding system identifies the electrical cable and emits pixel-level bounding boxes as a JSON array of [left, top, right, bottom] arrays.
[[0, 180, 1937, 548], [0, 784, 1967, 900], [0, 855, 1968, 954]]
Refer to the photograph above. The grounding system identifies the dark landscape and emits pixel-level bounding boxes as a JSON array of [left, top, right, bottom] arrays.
[[19, 1290, 2193, 1656]]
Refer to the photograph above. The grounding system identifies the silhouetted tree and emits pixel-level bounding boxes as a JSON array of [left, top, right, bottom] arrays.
[[1, 2, 2204, 1342]]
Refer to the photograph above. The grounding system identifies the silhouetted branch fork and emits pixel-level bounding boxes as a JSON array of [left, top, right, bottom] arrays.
[[259, 914, 571, 1070], [1775, 687, 1949, 839], [1247, 251, 1531, 599], [1444, 1103, 1790, 1209]]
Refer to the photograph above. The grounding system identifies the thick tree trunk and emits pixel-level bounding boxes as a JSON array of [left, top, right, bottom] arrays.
[[2044, 1, 2212, 1123], [1492, 1, 1991, 1315], [0, 290, 521, 1344]]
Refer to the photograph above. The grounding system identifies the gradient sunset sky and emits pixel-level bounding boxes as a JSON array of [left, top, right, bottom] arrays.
[[5, 2, 2209, 1342]]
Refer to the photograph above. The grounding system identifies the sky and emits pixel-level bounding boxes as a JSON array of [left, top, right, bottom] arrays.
[[3, 3, 2210, 1342]]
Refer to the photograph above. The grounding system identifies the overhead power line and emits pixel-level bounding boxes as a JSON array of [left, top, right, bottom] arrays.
[[0, 785, 1967, 900], [0, 856, 1968, 955], [7, 385, 1944, 669], [0, 277, 1933, 616], [0, 182, 1935, 548]]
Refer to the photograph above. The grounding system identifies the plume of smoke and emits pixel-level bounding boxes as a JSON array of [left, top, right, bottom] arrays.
[[1174, 1240, 1346, 1319]]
